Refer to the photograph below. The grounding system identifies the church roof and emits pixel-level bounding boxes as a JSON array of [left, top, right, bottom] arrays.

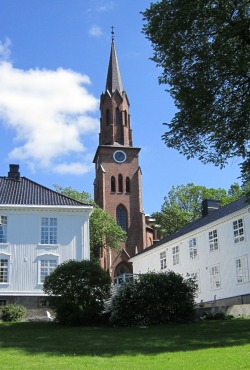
[[105, 40, 124, 95], [0, 165, 90, 207]]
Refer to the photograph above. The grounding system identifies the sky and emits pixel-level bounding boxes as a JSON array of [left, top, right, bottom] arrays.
[[0, 0, 242, 215]]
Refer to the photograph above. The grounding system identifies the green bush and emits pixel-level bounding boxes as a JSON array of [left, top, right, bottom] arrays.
[[43, 260, 112, 325], [110, 271, 197, 327], [0, 304, 26, 322]]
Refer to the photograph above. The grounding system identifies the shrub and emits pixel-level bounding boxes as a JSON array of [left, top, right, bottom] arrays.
[[43, 260, 112, 325], [0, 304, 26, 322], [110, 271, 197, 327]]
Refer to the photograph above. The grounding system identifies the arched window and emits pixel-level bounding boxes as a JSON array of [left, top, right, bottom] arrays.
[[118, 174, 123, 193], [116, 108, 120, 124], [126, 177, 130, 193], [106, 109, 110, 125], [116, 205, 127, 232], [124, 110, 128, 126], [111, 176, 116, 193]]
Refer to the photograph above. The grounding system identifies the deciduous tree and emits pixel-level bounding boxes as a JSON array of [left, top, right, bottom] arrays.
[[153, 183, 244, 237], [142, 0, 250, 183], [53, 185, 126, 259]]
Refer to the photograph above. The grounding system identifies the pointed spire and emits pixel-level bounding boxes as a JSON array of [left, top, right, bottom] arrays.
[[105, 27, 124, 95]]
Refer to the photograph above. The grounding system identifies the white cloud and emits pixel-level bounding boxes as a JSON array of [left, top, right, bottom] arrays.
[[0, 38, 11, 61], [89, 25, 103, 38], [0, 57, 99, 175], [54, 162, 93, 175], [96, 2, 114, 12]]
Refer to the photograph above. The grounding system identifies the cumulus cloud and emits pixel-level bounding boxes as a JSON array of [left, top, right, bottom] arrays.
[[89, 25, 103, 37], [0, 51, 99, 175]]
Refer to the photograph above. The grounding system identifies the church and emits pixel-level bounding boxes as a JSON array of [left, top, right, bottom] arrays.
[[93, 34, 155, 278]]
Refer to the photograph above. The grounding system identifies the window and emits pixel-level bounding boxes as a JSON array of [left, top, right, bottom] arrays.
[[160, 251, 167, 270], [40, 259, 57, 283], [189, 271, 200, 292], [189, 238, 198, 259], [116, 205, 127, 232], [235, 256, 249, 283], [41, 217, 57, 244], [209, 229, 219, 251], [0, 259, 8, 283], [0, 216, 7, 243], [111, 176, 116, 192], [233, 218, 244, 243], [0, 300, 7, 306], [124, 110, 128, 126], [118, 174, 123, 193], [172, 246, 180, 265], [209, 264, 221, 290], [116, 108, 120, 124], [126, 177, 130, 193], [106, 109, 110, 125]]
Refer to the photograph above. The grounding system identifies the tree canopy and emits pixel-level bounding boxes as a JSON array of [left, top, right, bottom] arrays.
[[142, 0, 250, 183], [53, 185, 126, 258], [153, 182, 244, 237]]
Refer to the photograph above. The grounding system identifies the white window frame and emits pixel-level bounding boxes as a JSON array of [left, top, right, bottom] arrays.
[[160, 251, 167, 270], [189, 238, 198, 259], [38, 256, 58, 284], [0, 216, 7, 243], [209, 229, 219, 252], [233, 218, 245, 244], [209, 264, 221, 290], [0, 253, 10, 284], [172, 246, 180, 265], [235, 256, 249, 284], [41, 217, 57, 245]]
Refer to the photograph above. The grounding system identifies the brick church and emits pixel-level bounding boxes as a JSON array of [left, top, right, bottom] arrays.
[[93, 35, 156, 278]]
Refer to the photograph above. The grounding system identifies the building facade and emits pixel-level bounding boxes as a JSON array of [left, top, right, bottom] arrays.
[[0, 164, 92, 308], [93, 38, 154, 277], [130, 198, 250, 306]]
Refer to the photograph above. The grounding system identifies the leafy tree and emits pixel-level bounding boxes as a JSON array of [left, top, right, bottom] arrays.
[[110, 271, 197, 326], [142, 1, 250, 183], [43, 260, 111, 325], [153, 183, 244, 237], [53, 185, 126, 259]]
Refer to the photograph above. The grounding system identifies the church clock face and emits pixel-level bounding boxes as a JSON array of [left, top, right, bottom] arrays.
[[113, 150, 126, 163]]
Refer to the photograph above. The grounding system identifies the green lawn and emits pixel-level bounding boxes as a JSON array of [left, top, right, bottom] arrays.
[[0, 320, 250, 369]]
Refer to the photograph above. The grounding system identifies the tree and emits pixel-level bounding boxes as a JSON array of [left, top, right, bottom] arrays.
[[142, 1, 250, 183], [43, 260, 111, 325], [110, 271, 197, 326], [53, 185, 126, 259], [153, 183, 244, 237]]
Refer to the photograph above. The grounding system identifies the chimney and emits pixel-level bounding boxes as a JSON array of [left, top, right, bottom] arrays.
[[8, 164, 20, 180], [202, 199, 220, 217]]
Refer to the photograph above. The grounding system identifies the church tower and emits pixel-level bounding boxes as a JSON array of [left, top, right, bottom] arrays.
[[93, 34, 148, 278]]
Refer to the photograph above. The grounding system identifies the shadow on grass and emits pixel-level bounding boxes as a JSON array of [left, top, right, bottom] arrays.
[[0, 320, 249, 357]]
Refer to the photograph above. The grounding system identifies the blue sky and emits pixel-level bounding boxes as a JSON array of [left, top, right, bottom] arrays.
[[0, 0, 242, 214]]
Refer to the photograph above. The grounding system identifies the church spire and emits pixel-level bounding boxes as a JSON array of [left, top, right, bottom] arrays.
[[105, 27, 124, 96]]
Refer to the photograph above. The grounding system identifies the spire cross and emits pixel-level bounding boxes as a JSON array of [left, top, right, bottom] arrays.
[[111, 26, 115, 41]]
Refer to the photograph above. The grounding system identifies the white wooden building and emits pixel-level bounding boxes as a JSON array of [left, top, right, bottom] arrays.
[[130, 198, 250, 306], [0, 164, 93, 308]]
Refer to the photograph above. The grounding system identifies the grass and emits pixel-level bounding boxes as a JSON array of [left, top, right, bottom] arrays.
[[0, 320, 250, 369]]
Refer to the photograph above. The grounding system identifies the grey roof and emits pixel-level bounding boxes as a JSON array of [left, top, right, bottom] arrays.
[[105, 40, 124, 95], [0, 176, 90, 206], [137, 197, 249, 256]]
